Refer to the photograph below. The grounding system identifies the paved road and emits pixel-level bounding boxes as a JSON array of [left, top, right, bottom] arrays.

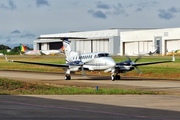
[[1, 70, 180, 119], [0, 95, 180, 120], [0, 70, 180, 94]]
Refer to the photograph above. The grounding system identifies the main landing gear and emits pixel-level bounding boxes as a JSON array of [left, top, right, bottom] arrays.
[[111, 74, 121, 81], [65, 75, 71, 80]]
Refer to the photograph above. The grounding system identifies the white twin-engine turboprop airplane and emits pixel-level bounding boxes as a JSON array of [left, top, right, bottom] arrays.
[[5, 37, 175, 81]]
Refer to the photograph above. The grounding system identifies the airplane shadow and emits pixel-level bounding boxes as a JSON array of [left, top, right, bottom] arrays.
[[39, 76, 176, 81]]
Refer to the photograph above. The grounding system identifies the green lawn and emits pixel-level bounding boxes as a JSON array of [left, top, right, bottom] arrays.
[[0, 78, 161, 95], [0, 56, 179, 79]]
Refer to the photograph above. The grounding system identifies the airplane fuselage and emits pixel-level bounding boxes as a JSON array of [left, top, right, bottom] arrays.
[[24, 51, 41, 55], [66, 52, 116, 71], [41, 50, 61, 55]]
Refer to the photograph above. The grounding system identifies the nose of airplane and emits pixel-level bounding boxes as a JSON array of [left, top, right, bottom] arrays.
[[107, 59, 116, 68]]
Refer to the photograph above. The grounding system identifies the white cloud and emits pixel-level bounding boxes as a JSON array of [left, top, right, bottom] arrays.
[[0, 0, 180, 48]]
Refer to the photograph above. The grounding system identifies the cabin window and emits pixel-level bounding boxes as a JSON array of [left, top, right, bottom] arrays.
[[105, 53, 110, 57], [98, 54, 105, 57], [98, 53, 110, 57]]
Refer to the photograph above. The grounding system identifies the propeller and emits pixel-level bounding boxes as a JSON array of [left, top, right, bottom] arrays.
[[78, 52, 86, 77], [125, 55, 131, 62], [125, 55, 142, 75], [134, 55, 142, 63]]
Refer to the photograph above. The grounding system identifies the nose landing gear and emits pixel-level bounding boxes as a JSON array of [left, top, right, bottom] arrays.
[[111, 74, 121, 81], [65, 75, 71, 80]]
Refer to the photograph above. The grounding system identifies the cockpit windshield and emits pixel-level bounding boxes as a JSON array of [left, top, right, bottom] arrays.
[[98, 53, 110, 57]]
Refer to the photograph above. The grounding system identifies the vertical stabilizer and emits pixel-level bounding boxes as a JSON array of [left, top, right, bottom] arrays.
[[63, 38, 72, 57], [20, 43, 26, 53]]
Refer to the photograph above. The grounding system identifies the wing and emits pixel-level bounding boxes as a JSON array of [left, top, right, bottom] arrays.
[[133, 60, 172, 66], [133, 55, 175, 67], [5, 55, 69, 68]]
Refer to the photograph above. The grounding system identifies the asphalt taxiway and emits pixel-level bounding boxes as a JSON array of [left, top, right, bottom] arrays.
[[1, 70, 180, 119], [1, 95, 180, 120]]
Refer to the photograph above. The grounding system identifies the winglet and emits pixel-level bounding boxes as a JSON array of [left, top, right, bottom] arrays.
[[172, 55, 175, 61], [5, 55, 8, 61], [5, 55, 13, 62]]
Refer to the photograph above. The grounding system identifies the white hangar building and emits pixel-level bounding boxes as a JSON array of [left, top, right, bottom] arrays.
[[34, 27, 180, 55]]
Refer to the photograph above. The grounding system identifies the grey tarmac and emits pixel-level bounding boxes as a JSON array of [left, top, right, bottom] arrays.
[[0, 95, 180, 120], [1, 70, 180, 119]]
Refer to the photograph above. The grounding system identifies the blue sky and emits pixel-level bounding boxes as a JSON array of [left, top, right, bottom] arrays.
[[1, 0, 180, 48]]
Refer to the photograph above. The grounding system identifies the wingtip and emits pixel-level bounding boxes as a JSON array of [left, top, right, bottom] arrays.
[[172, 55, 175, 61], [5, 55, 8, 61], [5, 55, 13, 62]]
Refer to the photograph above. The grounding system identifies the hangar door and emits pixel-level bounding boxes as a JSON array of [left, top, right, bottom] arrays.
[[93, 39, 109, 53], [76, 40, 91, 53], [166, 40, 180, 52], [124, 41, 153, 55], [76, 39, 109, 53]]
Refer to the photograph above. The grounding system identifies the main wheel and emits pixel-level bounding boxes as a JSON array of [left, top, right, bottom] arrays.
[[117, 75, 121, 80], [65, 75, 68, 80], [65, 75, 71, 80], [111, 75, 115, 81]]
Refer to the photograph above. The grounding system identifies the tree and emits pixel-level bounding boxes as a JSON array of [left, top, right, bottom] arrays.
[[0, 45, 11, 50]]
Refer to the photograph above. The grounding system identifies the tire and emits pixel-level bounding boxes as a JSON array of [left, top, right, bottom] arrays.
[[68, 76, 71, 80], [117, 75, 121, 80], [111, 75, 115, 81]]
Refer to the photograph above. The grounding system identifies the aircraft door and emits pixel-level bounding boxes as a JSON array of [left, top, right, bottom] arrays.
[[154, 37, 162, 54]]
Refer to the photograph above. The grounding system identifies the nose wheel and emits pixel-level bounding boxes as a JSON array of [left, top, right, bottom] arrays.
[[111, 74, 121, 81], [65, 75, 71, 80]]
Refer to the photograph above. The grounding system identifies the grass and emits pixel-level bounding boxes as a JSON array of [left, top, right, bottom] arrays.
[[0, 78, 160, 95], [0, 56, 180, 79]]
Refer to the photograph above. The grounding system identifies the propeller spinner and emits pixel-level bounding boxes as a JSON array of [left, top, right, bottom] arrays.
[[125, 55, 142, 75]]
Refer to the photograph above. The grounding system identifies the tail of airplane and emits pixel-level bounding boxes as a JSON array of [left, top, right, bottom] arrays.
[[36, 36, 85, 57], [149, 45, 158, 55], [63, 38, 73, 57], [20, 43, 26, 53], [60, 46, 64, 53]]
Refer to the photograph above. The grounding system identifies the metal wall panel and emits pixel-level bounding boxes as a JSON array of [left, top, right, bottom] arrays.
[[143, 42, 148, 51], [147, 41, 153, 51], [139, 42, 143, 52], [84, 41, 91, 53], [76, 39, 109, 53], [76, 40, 91, 53], [104, 40, 109, 53], [166, 40, 180, 52], [99, 41, 104, 52], [124, 42, 138, 55], [41, 43, 48, 50], [124, 41, 153, 55]]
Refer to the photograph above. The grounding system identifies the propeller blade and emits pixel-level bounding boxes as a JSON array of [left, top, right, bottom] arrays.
[[81, 66, 86, 77], [77, 51, 86, 77], [134, 55, 142, 63], [134, 66, 142, 75], [125, 55, 131, 61]]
